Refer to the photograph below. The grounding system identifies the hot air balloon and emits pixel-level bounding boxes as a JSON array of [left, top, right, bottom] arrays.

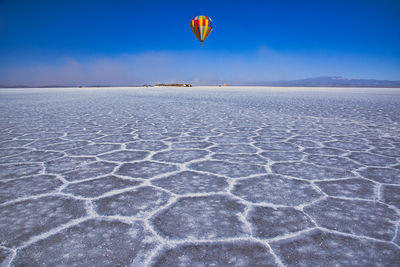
[[190, 15, 213, 46]]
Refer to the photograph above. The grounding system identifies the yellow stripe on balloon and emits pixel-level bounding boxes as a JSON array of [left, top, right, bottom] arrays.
[[199, 18, 203, 40], [203, 19, 209, 40]]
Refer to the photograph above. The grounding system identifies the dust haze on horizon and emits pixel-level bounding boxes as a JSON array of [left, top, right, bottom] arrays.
[[1, 48, 400, 87]]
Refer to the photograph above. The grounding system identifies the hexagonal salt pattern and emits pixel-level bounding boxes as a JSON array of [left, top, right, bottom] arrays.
[[152, 149, 208, 163], [171, 141, 214, 149], [315, 178, 376, 199], [40, 140, 90, 151], [304, 197, 398, 240], [188, 160, 266, 178], [254, 142, 299, 151], [0, 196, 86, 247], [1, 87, 400, 266], [151, 195, 248, 239], [152, 241, 279, 266], [0, 147, 31, 158], [323, 140, 370, 151], [304, 154, 362, 170], [302, 147, 346, 156], [62, 175, 141, 198], [0, 174, 62, 203], [62, 161, 118, 181], [271, 162, 353, 180], [358, 167, 400, 184], [116, 161, 179, 179], [0, 150, 64, 164], [13, 219, 159, 266], [232, 175, 322, 206], [210, 144, 257, 153], [0, 163, 42, 180], [211, 153, 268, 164], [270, 229, 400, 266], [126, 141, 168, 151], [349, 152, 397, 166], [94, 186, 171, 218], [247, 206, 314, 239], [151, 171, 228, 194], [381, 185, 400, 208], [66, 144, 121, 156], [260, 151, 304, 161], [45, 156, 96, 174], [97, 150, 149, 162]]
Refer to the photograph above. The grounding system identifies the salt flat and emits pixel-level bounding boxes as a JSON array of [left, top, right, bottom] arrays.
[[0, 87, 399, 266]]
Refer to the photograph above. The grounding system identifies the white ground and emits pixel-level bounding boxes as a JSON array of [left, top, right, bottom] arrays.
[[0, 87, 399, 266]]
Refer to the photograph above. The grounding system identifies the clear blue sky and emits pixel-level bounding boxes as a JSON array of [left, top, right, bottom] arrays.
[[0, 0, 399, 85]]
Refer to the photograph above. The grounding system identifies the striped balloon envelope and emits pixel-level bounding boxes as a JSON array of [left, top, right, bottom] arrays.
[[190, 15, 213, 46]]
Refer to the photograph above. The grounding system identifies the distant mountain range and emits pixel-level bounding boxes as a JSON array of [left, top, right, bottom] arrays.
[[1, 76, 400, 88], [228, 76, 400, 87]]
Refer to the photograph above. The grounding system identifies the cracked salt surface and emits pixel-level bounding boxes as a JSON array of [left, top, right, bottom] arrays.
[[315, 178, 376, 199], [271, 161, 354, 180], [247, 206, 314, 239], [270, 229, 400, 266], [13, 219, 159, 266], [189, 160, 266, 178], [232, 175, 322, 206], [62, 175, 141, 198], [152, 241, 279, 266], [94, 186, 171, 217], [1, 87, 400, 266], [304, 197, 398, 240], [151, 171, 229, 194], [151, 195, 248, 239], [0, 174, 62, 203], [0, 195, 86, 247], [152, 149, 209, 163]]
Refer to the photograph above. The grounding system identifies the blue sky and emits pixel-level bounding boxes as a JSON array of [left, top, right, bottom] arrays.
[[0, 0, 399, 85]]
